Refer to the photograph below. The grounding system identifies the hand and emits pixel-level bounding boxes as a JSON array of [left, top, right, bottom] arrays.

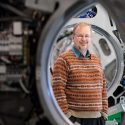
[[101, 112, 108, 120], [101, 115, 107, 121]]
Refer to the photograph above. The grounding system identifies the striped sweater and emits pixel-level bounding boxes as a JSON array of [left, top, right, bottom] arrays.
[[52, 49, 108, 118]]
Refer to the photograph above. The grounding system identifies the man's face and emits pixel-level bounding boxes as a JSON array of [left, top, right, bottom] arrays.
[[73, 25, 91, 51]]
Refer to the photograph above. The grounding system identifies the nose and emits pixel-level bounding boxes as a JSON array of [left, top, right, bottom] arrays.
[[81, 36, 86, 41]]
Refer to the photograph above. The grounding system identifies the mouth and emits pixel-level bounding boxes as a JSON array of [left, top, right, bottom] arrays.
[[80, 41, 88, 45], [80, 42, 88, 46]]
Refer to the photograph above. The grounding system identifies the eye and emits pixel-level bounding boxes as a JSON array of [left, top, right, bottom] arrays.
[[85, 34, 90, 38], [77, 34, 83, 38]]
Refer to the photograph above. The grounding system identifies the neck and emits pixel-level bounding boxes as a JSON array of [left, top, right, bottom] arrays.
[[74, 45, 88, 53]]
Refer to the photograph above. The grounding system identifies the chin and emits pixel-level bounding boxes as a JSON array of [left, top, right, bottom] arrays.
[[80, 46, 87, 50]]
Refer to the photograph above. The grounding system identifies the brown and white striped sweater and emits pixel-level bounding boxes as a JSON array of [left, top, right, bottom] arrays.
[[52, 48, 108, 118]]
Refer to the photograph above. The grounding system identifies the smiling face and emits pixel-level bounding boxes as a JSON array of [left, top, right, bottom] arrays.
[[73, 23, 92, 51]]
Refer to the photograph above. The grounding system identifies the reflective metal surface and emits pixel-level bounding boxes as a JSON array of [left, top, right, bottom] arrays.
[[36, 0, 125, 125]]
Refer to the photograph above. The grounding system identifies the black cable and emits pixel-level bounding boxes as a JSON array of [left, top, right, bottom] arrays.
[[0, 16, 32, 22]]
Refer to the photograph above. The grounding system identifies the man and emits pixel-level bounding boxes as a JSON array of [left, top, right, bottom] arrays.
[[52, 22, 108, 125]]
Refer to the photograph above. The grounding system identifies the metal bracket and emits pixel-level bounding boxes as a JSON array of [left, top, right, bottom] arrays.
[[25, 0, 56, 13]]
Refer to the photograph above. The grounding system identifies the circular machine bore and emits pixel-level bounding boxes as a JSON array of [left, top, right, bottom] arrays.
[[36, 0, 125, 125]]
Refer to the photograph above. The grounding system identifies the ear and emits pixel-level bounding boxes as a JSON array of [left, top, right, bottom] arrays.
[[72, 35, 75, 40]]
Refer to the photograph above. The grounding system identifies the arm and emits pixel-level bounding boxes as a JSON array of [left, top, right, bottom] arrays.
[[52, 56, 69, 114], [101, 74, 108, 120], [97, 56, 108, 119]]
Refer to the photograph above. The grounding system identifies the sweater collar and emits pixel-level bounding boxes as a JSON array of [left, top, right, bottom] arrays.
[[72, 46, 91, 59]]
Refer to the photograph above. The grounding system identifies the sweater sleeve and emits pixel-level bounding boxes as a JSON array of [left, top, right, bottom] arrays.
[[52, 56, 69, 114], [101, 73, 108, 119], [97, 56, 108, 119]]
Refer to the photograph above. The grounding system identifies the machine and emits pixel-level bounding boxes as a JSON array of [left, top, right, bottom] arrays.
[[0, 0, 125, 125]]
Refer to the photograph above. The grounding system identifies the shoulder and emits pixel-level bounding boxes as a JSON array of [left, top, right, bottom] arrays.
[[91, 53, 100, 60], [91, 53, 102, 65], [59, 49, 73, 59], [54, 49, 72, 64]]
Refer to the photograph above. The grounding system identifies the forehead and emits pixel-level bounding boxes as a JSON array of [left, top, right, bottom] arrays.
[[75, 25, 91, 34]]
